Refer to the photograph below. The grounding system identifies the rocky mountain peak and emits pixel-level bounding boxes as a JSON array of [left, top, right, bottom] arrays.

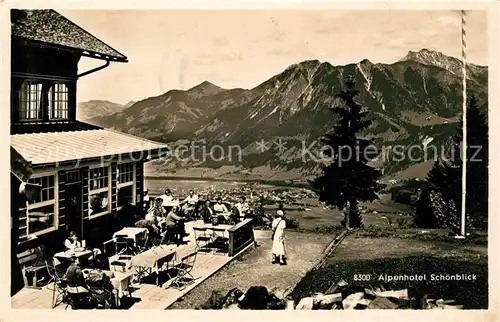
[[401, 48, 453, 65], [187, 81, 225, 97]]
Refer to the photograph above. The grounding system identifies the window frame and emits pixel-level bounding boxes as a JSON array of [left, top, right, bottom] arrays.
[[17, 80, 43, 122], [24, 171, 59, 237], [88, 165, 112, 220], [48, 83, 69, 120], [16, 79, 71, 122], [117, 162, 136, 206]]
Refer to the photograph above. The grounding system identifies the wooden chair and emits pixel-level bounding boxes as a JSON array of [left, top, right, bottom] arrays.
[[45, 259, 67, 308], [158, 251, 177, 285], [18, 245, 47, 288], [169, 252, 199, 290], [115, 236, 128, 254], [137, 235, 149, 253], [103, 239, 116, 257], [64, 280, 93, 309], [192, 227, 211, 253], [45, 258, 65, 284]]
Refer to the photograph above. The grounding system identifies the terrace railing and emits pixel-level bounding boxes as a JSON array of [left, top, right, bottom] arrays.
[[227, 218, 254, 257]]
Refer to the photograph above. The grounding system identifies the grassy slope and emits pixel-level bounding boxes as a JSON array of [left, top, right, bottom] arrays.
[[290, 233, 488, 309]]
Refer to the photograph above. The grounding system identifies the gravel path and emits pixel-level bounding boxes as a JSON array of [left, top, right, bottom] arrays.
[[169, 230, 334, 309]]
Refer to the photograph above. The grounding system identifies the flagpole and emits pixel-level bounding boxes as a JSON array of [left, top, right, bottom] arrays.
[[460, 9, 467, 237]]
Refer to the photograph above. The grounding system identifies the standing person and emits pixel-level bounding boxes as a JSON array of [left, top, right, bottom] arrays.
[[271, 210, 287, 265]]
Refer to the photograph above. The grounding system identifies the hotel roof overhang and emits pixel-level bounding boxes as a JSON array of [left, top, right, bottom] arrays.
[[11, 129, 170, 169], [11, 9, 128, 63], [11, 147, 33, 182]]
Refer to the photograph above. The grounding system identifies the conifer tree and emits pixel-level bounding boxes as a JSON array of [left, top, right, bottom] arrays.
[[448, 96, 488, 230], [310, 76, 383, 228], [424, 96, 488, 230]]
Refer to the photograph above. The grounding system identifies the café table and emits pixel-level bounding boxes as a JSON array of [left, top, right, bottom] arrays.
[[163, 201, 180, 212], [213, 211, 232, 221], [197, 223, 232, 252], [113, 227, 148, 246], [199, 223, 233, 231], [130, 245, 177, 286], [53, 248, 93, 265], [108, 254, 133, 273]]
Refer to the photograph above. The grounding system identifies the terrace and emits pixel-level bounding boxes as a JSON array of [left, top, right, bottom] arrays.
[[12, 219, 255, 310]]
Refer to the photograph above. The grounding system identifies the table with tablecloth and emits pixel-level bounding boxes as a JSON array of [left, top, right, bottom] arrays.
[[198, 223, 233, 231], [130, 245, 177, 285], [53, 248, 93, 266], [113, 227, 148, 246], [213, 211, 232, 221]]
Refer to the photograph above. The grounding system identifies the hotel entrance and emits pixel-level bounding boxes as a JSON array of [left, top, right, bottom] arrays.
[[65, 170, 83, 239]]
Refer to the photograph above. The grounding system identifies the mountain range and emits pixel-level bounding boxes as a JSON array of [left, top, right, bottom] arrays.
[[77, 100, 136, 121], [82, 49, 488, 181]]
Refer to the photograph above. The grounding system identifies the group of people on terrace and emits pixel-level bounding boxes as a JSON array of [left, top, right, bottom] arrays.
[[142, 187, 287, 265], [142, 188, 254, 225], [44, 185, 288, 309], [60, 231, 117, 309]]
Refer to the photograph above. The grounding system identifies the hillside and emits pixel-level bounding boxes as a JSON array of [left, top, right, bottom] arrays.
[[86, 49, 488, 180], [77, 100, 126, 122]]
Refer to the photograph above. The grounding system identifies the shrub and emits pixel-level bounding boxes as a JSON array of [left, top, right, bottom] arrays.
[[397, 217, 415, 229], [284, 217, 300, 229]]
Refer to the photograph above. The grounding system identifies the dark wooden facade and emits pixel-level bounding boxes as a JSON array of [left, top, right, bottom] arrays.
[[11, 40, 79, 131], [11, 23, 149, 255], [9, 10, 169, 295], [16, 159, 146, 253]]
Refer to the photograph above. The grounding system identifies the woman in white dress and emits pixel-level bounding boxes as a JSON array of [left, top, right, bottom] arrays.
[[271, 210, 287, 265]]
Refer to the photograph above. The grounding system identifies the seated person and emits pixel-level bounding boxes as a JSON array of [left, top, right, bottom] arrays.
[[235, 196, 251, 218], [145, 197, 166, 230], [181, 190, 199, 214], [64, 231, 82, 250], [66, 256, 115, 308], [229, 206, 241, 224], [213, 198, 229, 214], [65, 256, 86, 287], [163, 206, 188, 244], [200, 199, 215, 223], [143, 189, 151, 213], [160, 189, 175, 207], [64, 231, 101, 265]]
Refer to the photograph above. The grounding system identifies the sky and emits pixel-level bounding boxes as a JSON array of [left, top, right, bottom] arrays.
[[60, 10, 488, 105]]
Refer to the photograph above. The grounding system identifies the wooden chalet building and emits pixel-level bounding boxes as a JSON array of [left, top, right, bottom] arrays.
[[10, 9, 168, 263]]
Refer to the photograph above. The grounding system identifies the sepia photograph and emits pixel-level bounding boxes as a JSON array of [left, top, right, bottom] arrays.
[[7, 2, 495, 312]]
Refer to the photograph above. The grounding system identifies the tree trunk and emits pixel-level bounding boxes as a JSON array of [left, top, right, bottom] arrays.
[[343, 204, 350, 229], [349, 199, 360, 228]]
